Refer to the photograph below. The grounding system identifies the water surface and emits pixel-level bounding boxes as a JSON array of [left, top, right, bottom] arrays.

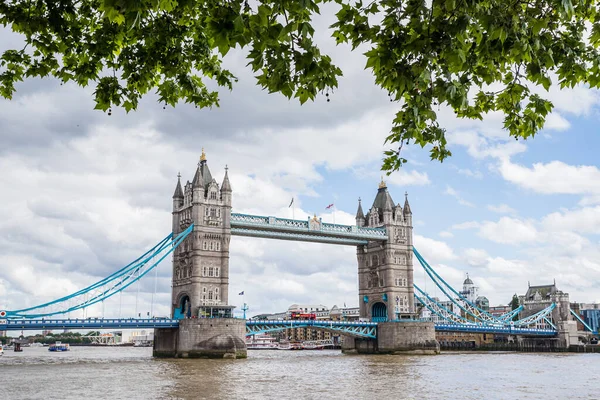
[[1, 347, 598, 399]]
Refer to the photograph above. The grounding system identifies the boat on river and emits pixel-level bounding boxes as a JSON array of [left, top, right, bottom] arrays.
[[246, 334, 279, 350], [48, 341, 70, 352]]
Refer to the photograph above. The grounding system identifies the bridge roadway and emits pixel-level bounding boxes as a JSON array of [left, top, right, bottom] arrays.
[[1, 319, 558, 338]]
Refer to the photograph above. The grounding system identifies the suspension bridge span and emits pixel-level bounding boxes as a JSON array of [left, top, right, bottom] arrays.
[[1, 151, 579, 357]]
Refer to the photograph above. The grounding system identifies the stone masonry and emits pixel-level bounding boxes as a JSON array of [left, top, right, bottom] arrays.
[[356, 178, 415, 321], [170, 149, 232, 318]]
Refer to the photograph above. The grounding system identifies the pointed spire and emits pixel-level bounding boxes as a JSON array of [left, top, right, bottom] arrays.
[[403, 191, 412, 214], [221, 165, 232, 192], [356, 197, 365, 219], [192, 157, 203, 188], [173, 172, 183, 198]]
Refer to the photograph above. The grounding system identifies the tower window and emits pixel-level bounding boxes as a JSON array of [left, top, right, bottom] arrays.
[[210, 208, 216, 217], [210, 191, 217, 200]]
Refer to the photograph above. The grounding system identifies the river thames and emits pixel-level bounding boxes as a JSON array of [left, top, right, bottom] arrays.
[[1, 347, 599, 399]]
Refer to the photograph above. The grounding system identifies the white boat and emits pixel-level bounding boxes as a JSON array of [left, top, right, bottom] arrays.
[[246, 334, 279, 350]]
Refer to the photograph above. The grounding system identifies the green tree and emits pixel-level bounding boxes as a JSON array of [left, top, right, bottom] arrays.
[[1, 0, 599, 170], [510, 293, 520, 321]]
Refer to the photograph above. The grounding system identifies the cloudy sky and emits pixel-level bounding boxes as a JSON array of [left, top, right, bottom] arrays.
[[2, 5, 600, 320]]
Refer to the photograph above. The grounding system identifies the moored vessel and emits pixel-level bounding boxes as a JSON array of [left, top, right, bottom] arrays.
[[246, 334, 279, 350], [48, 341, 70, 352]]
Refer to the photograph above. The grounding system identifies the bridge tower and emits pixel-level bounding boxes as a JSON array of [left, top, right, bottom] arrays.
[[154, 149, 246, 359], [171, 149, 233, 319], [356, 178, 415, 322]]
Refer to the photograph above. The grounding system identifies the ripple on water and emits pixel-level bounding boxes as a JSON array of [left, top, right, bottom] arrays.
[[1, 348, 599, 400]]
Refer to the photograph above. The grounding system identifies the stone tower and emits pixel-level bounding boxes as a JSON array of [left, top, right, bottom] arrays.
[[356, 178, 415, 321], [170, 149, 233, 319]]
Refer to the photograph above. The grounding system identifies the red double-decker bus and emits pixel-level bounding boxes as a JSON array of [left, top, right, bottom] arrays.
[[290, 312, 316, 320]]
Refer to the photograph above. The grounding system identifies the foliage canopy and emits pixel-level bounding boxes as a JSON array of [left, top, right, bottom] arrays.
[[1, 0, 599, 170]]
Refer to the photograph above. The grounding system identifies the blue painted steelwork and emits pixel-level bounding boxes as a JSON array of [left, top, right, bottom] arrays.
[[230, 213, 388, 244], [497, 306, 523, 322], [0, 317, 560, 337], [0, 318, 179, 331], [434, 323, 557, 336], [512, 303, 556, 328], [371, 302, 387, 322], [3, 224, 194, 319], [413, 248, 503, 324], [414, 284, 472, 324], [245, 320, 378, 339], [231, 228, 370, 246], [570, 309, 598, 334]]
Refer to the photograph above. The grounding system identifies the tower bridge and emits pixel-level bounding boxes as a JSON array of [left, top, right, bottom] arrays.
[[1, 150, 578, 358]]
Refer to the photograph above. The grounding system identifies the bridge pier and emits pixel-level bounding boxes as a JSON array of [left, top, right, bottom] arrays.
[[153, 318, 247, 359], [342, 321, 439, 355]]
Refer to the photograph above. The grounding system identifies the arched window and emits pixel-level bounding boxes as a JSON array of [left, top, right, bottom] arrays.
[[217, 209, 221, 217], [202, 266, 206, 277], [203, 241, 207, 250], [208, 291, 213, 300], [216, 242, 220, 251], [210, 208, 216, 217], [210, 242, 213, 251], [210, 191, 217, 200], [209, 267, 214, 277], [215, 267, 220, 277], [205, 207, 208, 216], [372, 255, 379, 266]]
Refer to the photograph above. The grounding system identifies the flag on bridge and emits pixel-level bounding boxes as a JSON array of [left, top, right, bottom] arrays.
[[326, 203, 334, 209], [239, 291, 244, 295], [289, 198, 294, 207]]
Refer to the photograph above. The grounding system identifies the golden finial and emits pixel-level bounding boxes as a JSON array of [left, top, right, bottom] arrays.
[[378, 175, 387, 189], [200, 148, 206, 162], [312, 213, 319, 221]]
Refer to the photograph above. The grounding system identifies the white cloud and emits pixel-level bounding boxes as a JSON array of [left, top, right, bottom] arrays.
[[463, 248, 490, 267], [542, 206, 600, 235], [498, 159, 600, 196], [457, 168, 483, 179], [544, 113, 571, 130], [487, 204, 517, 214], [478, 217, 539, 245], [444, 185, 475, 207], [439, 231, 454, 238], [413, 235, 457, 263], [451, 221, 481, 230]]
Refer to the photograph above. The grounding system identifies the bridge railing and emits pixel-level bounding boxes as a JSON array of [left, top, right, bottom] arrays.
[[231, 213, 388, 240], [246, 319, 378, 327]]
